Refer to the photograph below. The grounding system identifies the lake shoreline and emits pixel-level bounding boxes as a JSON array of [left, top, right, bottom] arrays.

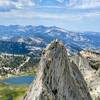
[[0, 67, 37, 81], [0, 75, 35, 100]]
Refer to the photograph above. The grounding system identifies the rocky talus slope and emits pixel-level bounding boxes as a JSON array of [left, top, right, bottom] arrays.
[[24, 40, 92, 100]]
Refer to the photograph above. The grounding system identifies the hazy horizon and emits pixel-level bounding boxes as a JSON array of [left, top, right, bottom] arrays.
[[0, 24, 100, 33], [0, 0, 100, 31]]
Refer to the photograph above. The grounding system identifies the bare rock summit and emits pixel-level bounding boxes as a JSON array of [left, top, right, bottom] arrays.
[[24, 40, 92, 100]]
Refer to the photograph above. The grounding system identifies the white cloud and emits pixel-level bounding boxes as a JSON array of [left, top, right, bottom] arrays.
[[0, 0, 100, 20], [14, 0, 35, 9], [69, 0, 100, 9], [0, 9, 82, 21], [83, 12, 100, 17], [0, 0, 100, 12], [35, 0, 100, 9], [56, 0, 64, 3], [0, 0, 15, 10], [0, 0, 35, 11]]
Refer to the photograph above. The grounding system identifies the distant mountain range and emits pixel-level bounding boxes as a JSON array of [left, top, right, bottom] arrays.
[[0, 25, 100, 54]]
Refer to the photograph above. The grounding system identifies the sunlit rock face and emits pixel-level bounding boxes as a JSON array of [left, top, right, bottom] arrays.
[[71, 51, 100, 100], [24, 40, 92, 100]]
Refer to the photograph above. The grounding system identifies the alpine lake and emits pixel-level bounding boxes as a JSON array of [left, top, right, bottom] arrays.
[[0, 72, 36, 100]]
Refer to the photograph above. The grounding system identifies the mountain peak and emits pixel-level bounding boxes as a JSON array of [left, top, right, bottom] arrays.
[[24, 40, 92, 100], [45, 39, 64, 50]]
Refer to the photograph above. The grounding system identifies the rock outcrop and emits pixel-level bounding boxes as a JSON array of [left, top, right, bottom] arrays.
[[70, 54, 96, 84], [24, 40, 92, 100], [80, 50, 100, 61], [71, 52, 100, 100]]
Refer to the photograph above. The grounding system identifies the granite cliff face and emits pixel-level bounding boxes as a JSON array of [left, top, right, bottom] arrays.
[[24, 40, 92, 100]]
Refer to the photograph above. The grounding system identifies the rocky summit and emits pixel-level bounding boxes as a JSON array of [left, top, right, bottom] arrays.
[[24, 40, 92, 100]]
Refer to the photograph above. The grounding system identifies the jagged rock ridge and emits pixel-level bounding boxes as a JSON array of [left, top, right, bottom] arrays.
[[24, 40, 92, 100]]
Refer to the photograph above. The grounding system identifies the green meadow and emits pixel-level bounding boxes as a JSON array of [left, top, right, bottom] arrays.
[[0, 83, 28, 100]]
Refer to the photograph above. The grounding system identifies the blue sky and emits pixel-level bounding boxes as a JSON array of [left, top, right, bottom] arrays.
[[0, 0, 100, 31]]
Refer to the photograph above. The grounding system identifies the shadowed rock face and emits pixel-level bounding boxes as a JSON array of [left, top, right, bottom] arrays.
[[24, 40, 92, 100]]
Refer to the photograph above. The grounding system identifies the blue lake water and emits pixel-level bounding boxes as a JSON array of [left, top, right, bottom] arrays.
[[0, 76, 35, 85]]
